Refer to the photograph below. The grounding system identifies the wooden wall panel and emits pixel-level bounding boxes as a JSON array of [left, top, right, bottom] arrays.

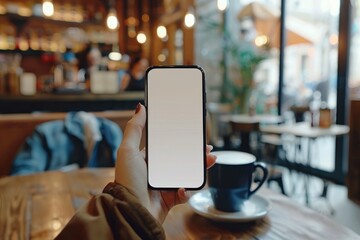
[[347, 99, 360, 205]]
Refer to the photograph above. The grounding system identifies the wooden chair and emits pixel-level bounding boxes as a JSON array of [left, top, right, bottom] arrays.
[[230, 120, 260, 154], [230, 120, 286, 195], [260, 134, 287, 195]]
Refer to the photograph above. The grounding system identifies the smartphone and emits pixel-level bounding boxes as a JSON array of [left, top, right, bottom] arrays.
[[145, 65, 206, 190]]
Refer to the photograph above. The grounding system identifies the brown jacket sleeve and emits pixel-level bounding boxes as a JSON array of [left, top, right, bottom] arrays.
[[55, 182, 165, 240]]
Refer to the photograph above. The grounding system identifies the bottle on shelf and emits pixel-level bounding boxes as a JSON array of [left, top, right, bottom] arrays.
[[19, 72, 36, 96], [310, 91, 321, 127], [6, 54, 23, 95], [319, 102, 332, 128], [6, 65, 20, 95], [0, 62, 6, 95], [53, 62, 63, 88]]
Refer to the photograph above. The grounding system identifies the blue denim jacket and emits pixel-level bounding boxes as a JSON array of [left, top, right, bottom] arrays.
[[11, 112, 123, 175]]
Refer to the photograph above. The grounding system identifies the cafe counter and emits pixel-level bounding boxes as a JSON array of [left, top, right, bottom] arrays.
[[0, 91, 144, 113]]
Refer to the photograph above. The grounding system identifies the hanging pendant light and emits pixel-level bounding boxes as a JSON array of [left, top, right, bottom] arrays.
[[217, 0, 228, 11], [184, 8, 195, 28], [157, 25, 167, 39], [42, 0, 54, 17], [107, 8, 119, 30], [136, 31, 147, 44]]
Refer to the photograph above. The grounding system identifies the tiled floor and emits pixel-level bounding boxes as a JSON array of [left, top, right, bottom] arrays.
[[328, 184, 360, 235], [268, 169, 360, 235]]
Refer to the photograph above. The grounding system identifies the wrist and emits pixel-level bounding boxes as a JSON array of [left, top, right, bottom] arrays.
[[148, 192, 170, 224]]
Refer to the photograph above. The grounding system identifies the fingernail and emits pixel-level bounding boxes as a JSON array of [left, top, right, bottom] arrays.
[[135, 103, 141, 114]]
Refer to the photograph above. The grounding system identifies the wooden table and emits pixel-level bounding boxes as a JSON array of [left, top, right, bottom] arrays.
[[0, 169, 114, 239], [0, 168, 358, 239]]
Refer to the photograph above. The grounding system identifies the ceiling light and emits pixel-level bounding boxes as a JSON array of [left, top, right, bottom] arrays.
[[136, 32, 147, 44], [158, 54, 166, 62], [254, 35, 269, 47], [42, 0, 54, 17], [184, 11, 195, 28], [107, 9, 119, 30], [217, 0, 228, 11], [157, 26, 167, 39]]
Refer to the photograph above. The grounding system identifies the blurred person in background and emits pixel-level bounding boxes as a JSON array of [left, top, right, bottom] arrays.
[[120, 56, 149, 91], [77, 44, 102, 88]]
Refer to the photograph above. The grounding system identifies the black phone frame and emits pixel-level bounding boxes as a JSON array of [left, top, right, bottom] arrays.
[[145, 65, 207, 190]]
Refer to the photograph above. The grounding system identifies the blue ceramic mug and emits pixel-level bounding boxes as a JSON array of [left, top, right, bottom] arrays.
[[208, 151, 268, 212]]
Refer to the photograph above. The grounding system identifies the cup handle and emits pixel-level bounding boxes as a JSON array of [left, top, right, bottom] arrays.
[[249, 162, 268, 197]]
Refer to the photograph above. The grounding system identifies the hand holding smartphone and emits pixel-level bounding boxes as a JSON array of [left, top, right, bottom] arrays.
[[145, 66, 206, 189]]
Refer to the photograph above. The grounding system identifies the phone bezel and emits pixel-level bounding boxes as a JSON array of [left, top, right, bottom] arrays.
[[145, 65, 207, 190]]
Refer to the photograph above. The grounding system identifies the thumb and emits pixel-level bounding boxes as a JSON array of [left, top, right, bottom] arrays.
[[121, 103, 146, 151]]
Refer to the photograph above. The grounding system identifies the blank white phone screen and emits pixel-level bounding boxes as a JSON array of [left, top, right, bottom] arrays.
[[147, 67, 205, 189]]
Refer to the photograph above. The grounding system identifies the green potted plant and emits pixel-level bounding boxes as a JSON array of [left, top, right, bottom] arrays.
[[221, 38, 266, 114]]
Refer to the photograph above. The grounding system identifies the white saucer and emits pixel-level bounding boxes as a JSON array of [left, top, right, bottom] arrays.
[[188, 189, 271, 222]]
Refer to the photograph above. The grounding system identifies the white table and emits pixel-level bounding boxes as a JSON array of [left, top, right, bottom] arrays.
[[261, 122, 349, 139], [220, 114, 284, 125], [219, 114, 284, 153]]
